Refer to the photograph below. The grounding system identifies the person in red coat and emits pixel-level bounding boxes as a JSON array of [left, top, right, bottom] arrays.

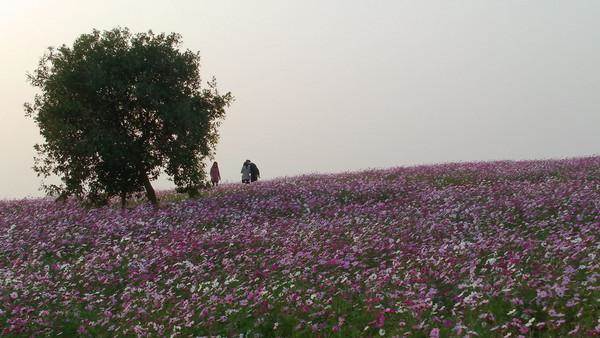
[[210, 162, 221, 187]]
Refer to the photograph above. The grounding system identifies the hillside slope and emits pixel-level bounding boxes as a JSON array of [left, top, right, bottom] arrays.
[[1, 157, 599, 336]]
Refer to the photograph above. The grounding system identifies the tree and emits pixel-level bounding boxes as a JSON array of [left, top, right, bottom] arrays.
[[25, 28, 233, 207]]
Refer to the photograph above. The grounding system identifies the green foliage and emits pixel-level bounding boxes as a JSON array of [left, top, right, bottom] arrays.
[[25, 27, 233, 205]]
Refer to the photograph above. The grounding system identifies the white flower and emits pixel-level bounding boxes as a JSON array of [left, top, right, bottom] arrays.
[[379, 328, 386, 336], [485, 257, 497, 265], [525, 317, 535, 327]]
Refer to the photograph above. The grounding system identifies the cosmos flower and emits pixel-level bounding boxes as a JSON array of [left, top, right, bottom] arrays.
[[0, 156, 598, 336]]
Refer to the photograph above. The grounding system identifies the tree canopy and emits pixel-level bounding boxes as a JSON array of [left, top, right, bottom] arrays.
[[25, 28, 233, 206]]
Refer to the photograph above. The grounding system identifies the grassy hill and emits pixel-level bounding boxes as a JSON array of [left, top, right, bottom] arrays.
[[1, 157, 599, 336]]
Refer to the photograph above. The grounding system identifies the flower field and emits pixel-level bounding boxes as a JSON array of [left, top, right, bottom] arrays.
[[1, 157, 599, 337]]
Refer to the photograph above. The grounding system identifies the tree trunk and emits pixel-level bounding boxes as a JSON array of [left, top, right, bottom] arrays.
[[142, 174, 158, 207], [120, 191, 127, 209]]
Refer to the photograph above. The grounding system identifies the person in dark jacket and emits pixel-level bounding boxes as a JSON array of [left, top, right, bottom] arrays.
[[249, 161, 260, 182], [241, 160, 251, 184]]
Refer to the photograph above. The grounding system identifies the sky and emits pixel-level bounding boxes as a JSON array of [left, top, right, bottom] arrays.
[[1, 0, 599, 199]]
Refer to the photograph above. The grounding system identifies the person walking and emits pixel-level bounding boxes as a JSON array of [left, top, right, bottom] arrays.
[[249, 161, 260, 182], [241, 160, 251, 184], [210, 162, 221, 187]]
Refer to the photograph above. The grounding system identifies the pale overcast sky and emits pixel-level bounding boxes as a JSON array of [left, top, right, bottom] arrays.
[[1, 1, 599, 198]]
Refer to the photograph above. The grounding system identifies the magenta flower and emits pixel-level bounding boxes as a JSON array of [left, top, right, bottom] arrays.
[[0, 156, 598, 336]]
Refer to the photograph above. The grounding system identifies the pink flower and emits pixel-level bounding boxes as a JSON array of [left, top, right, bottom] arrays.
[[567, 325, 580, 335], [536, 289, 549, 299], [373, 312, 385, 328], [430, 327, 440, 338]]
